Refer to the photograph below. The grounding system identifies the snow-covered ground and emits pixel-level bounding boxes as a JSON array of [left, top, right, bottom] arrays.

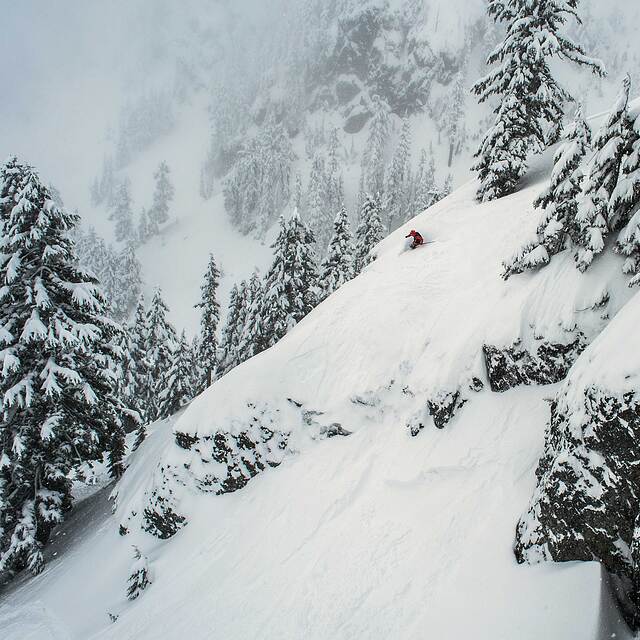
[[1, 147, 634, 638]]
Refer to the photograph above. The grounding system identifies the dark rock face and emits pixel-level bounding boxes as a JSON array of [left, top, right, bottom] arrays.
[[427, 391, 466, 430], [407, 379, 484, 436], [515, 387, 640, 627], [194, 427, 289, 495], [483, 338, 586, 392], [343, 110, 371, 134]]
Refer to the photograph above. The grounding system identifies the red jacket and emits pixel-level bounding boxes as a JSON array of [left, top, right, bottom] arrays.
[[405, 230, 424, 244]]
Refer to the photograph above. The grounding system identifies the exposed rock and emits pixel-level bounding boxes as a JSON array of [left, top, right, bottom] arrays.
[[483, 337, 586, 392], [515, 386, 640, 628], [428, 391, 466, 430], [343, 110, 370, 134]]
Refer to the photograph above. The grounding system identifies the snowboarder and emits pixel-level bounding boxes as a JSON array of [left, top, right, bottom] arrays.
[[405, 229, 424, 249]]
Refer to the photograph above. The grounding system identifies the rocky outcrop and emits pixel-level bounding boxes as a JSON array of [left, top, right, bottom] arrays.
[[483, 337, 586, 392], [515, 385, 640, 627], [407, 378, 484, 436], [136, 400, 352, 541], [183, 426, 290, 495]]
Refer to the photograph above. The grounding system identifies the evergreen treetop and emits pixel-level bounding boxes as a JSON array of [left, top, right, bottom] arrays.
[[320, 206, 355, 300], [196, 254, 221, 388], [472, 0, 605, 202]]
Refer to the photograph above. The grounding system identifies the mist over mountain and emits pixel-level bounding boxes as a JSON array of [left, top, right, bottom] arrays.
[[2, 2, 640, 639]]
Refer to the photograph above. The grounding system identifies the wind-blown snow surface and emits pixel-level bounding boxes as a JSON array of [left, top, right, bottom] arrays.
[[0, 164, 634, 638]]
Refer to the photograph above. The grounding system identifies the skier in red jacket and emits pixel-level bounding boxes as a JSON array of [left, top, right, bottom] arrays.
[[405, 229, 424, 249]]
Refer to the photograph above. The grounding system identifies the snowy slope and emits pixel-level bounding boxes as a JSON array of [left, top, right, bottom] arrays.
[[1, 149, 635, 638]]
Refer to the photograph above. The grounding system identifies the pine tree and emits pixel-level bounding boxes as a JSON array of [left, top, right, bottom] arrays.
[[111, 179, 135, 243], [158, 331, 195, 418], [442, 175, 453, 199], [613, 99, 640, 285], [413, 150, 436, 213], [149, 161, 174, 232], [195, 254, 221, 388], [319, 206, 355, 300], [190, 334, 206, 396], [384, 118, 412, 231], [326, 128, 344, 222], [260, 210, 318, 349], [576, 75, 635, 271], [137, 208, 150, 244], [362, 96, 391, 197], [216, 283, 245, 377], [119, 296, 151, 436], [237, 272, 265, 363], [354, 194, 385, 274], [293, 172, 304, 215], [306, 153, 333, 254], [0, 158, 126, 576], [504, 105, 592, 277], [115, 241, 142, 321], [98, 155, 116, 207], [128, 297, 151, 448], [472, 0, 605, 202], [146, 289, 177, 422], [446, 72, 467, 167], [127, 546, 151, 600]]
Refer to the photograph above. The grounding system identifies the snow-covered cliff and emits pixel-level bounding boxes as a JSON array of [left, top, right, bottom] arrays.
[[2, 142, 637, 638]]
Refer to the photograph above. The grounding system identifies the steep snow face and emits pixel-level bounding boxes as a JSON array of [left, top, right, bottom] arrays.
[[2, 154, 636, 638], [174, 158, 633, 440]]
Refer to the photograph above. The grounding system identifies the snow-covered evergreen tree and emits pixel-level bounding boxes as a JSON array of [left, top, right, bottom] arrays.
[[613, 102, 640, 285], [110, 179, 135, 243], [413, 150, 436, 214], [216, 283, 246, 377], [146, 289, 177, 422], [223, 120, 294, 237], [137, 208, 150, 244], [127, 297, 151, 448], [149, 161, 174, 233], [158, 331, 196, 418], [237, 272, 265, 363], [306, 153, 333, 254], [354, 194, 385, 274], [195, 254, 221, 388], [325, 128, 345, 224], [190, 334, 206, 396], [472, 0, 604, 202], [115, 240, 142, 321], [0, 158, 126, 576], [260, 210, 318, 349], [362, 96, 391, 198], [384, 118, 412, 231], [576, 75, 635, 271], [127, 546, 152, 600], [319, 206, 355, 300], [92, 155, 115, 207], [504, 105, 592, 277], [293, 172, 304, 215], [446, 72, 467, 167]]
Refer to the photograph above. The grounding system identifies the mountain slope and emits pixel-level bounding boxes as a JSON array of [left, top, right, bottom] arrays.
[[1, 146, 636, 638]]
